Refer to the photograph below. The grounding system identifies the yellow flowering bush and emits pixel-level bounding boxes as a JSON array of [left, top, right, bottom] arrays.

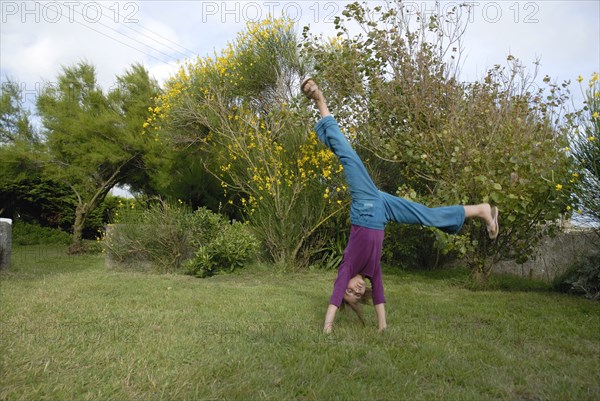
[[207, 101, 347, 267], [149, 17, 347, 268]]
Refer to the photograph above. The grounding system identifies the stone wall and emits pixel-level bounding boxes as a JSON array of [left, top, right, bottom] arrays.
[[0, 218, 12, 270], [492, 229, 598, 281]]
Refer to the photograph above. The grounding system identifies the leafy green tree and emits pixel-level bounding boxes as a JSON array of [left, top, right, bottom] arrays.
[[0, 80, 37, 145], [148, 147, 225, 213], [0, 177, 75, 228], [36, 63, 160, 251], [108, 64, 164, 195], [302, 1, 576, 272], [0, 80, 59, 222]]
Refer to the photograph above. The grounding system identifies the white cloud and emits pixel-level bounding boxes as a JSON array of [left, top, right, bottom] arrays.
[[146, 60, 180, 86], [435, 0, 599, 109], [1, 0, 598, 111]]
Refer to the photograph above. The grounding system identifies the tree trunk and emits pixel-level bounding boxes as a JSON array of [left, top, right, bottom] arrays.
[[66, 178, 114, 254], [69, 203, 88, 254]]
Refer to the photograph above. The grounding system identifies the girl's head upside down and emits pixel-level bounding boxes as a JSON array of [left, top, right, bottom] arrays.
[[341, 274, 373, 326]]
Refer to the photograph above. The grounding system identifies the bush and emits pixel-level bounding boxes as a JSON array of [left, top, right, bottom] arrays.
[[183, 221, 259, 278], [12, 221, 71, 246], [382, 224, 458, 270], [104, 200, 194, 272], [104, 200, 258, 276], [571, 72, 599, 228], [303, 2, 577, 273], [313, 229, 347, 271], [150, 18, 347, 269], [553, 253, 600, 300]]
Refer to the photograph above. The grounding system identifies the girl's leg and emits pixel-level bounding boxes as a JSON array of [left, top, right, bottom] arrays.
[[380, 193, 499, 238], [315, 117, 380, 200], [303, 79, 380, 201], [380, 192, 465, 234]]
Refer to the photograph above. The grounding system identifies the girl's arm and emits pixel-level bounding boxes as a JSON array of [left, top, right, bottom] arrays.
[[374, 303, 387, 333], [323, 304, 338, 333]]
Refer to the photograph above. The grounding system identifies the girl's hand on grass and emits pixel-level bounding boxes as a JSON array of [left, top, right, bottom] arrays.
[[323, 304, 338, 334], [374, 303, 387, 334]]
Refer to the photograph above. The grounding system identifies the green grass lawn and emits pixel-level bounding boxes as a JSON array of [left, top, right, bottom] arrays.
[[1, 246, 599, 401]]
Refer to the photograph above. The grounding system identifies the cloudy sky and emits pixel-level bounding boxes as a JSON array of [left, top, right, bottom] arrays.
[[1, 0, 599, 110]]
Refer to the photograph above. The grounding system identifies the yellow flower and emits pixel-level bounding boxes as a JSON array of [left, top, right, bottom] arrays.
[[592, 112, 599, 119], [566, 205, 571, 211], [589, 136, 596, 141], [555, 184, 563, 191], [577, 75, 583, 83], [591, 72, 599, 83]]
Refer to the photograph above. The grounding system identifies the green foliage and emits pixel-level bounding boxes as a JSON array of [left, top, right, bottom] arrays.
[[105, 199, 196, 272], [139, 147, 227, 217], [382, 224, 454, 270], [183, 220, 259, 278], [302, 1, 577, 271], [0, 182, 126, 241], [152, 18, 346, 268], [0, 80, 52, 223], [0, 80, 37, 145], [36, 62, 160, 248], [553, 253, 600, 300], [105, 200, 258, 275], [12, 221, 71, 246], [0, 82, 68, 229], [0, 177, 75, 228], [312, 226, 348, 270], [572, 73, 599, 228]]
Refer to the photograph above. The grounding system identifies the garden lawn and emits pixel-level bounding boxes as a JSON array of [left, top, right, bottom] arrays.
[[1, 246, 599, 401]]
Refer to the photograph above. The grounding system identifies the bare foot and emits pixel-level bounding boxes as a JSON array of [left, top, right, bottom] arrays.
[[487, 206, 499, 240]]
